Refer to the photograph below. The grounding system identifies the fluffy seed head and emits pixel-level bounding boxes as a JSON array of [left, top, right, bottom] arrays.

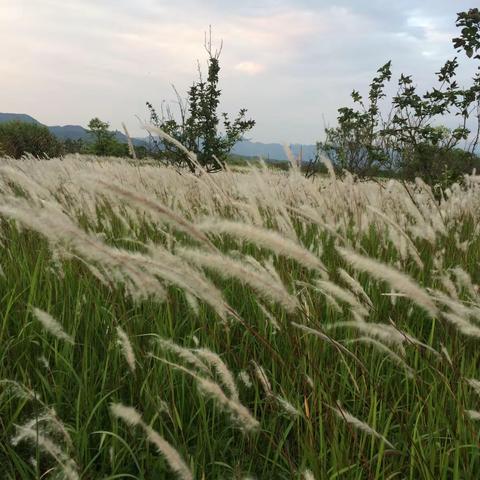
[[116, 326, 136, 373], [31, 307, 74, 344]]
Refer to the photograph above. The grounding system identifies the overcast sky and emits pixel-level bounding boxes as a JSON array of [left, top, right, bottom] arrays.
[[1, 0, 477, 143]]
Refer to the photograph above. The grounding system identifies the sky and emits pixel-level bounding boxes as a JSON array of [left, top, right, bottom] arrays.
[[0, 0, 478, 143]]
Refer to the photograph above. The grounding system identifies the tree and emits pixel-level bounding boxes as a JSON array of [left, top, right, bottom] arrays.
[[147, 29, 256, 172], [315, 8, 480, 186], [87, 118, 129, 157], [0, 121, 62, 159], [319, 62, 393, 177], [63, 138, 85, 154]]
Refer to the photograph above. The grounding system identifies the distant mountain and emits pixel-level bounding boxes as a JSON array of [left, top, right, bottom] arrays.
[[232, 141, 318, 162], [47, 124, 147, 146], [0, 113, 40, 124], [48, 125, 90, 140], [0, 113, 147, 147], [0, 112, 320, 159]]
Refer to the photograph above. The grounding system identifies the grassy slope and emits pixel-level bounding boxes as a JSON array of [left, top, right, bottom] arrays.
[[1, 156, 480, 479]]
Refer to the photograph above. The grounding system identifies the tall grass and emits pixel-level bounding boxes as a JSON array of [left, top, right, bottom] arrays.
[[1, 155, 480, 478]]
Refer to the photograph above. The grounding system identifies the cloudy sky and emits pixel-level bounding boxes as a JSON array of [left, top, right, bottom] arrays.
[[0, 0, 477, 143]]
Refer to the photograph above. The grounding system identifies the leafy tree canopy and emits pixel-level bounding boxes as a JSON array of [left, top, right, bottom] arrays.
[[147, 29, 255, 172], [0, 121, 62, 159]]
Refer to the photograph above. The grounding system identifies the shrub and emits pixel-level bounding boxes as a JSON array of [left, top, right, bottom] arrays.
[[147, 30, 255, 172], [63, 138, 86, 154], [316, 8, 480, 185], [403, 143, 480, 189], [87, 117, 129, 157], [0, 121, 62, 159]]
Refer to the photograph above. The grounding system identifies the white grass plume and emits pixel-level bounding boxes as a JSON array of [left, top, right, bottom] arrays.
[[331, 404, 395, 449], [116, 326, 136, 373], [110, 403, 143, 426], [325, 321, 406, 352], [440, 344, 453, 366], [337, 268, 373, 308], [465, 378, 480, 397], [324, 293, 342, 313], [251, 362, 300, 417], [0, 200, 228, 319], [154, 337, 209, 373], [110, 403, 193, 480], [2, 380, 74, 451], [302, 469, 316, 480], [430, 289, 475, 319], [238, 370, 253, 388], [13, 407, 72, 447], [178, 247, 298, 312], [451, 267, 478, 299], [466, 410, 480, 421], [195, 376, 259, 431], [150, 339, 257, 430], [0, 201, 169, 302], [315, 279, 369, 317], [0, 379, 41, 401], [156, 358, 259, 432], [197, 219, 326, 274], [284, 144, 301, 170], [291, 321, 363, 365], [439, 275, 459, 299], [321, 155, 336, 179], [337, 247, 437, 317], [12, 424, 79, 480], [345, 337, 414, 378], [87, 176, 215, 250], [366, 205, 423, 269], [144, 125, 200, 171], [274, 394, 301, 417], [122, 122, 137, 160], [193, 348, 239, 401], [252, 361, 272, 395], [305, 375, 314, 389], [185, 292, 200, 316], [257, 302, 281, 331], [154, 337, 240, 395], [442, 312, 480, 338], [31, 307, 74, 344]]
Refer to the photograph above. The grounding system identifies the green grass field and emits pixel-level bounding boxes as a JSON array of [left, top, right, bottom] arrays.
[[1, 155, 480, 479]]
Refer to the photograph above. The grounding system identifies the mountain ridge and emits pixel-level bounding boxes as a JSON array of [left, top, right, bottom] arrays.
[[0, 112, 317, 161], [0, 113, 147, 147]]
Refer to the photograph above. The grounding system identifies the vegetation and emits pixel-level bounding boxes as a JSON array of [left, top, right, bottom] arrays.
[[147, 30, 255, 172], [314, 8, 480, 187], [0, 121, 62, 159], [62, 138, 86, 155], [3, 8, 480, 480], [86, 117, 130, 157], [1, 155, 480, 478], [61, 119, 151, 159]]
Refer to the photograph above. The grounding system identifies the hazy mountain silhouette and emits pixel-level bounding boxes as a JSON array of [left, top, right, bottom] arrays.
[[0, 113, 40, 124], [0, 112, 318, 159], [0, 113, 147, 146], [232, 141, 317, 162]]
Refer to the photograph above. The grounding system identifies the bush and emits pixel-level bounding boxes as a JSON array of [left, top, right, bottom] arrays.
[[316, 8, 480, 186], [0, 121, 63, 159], [147, 30, 255, 172], [63, 138, 86, 154], [403, 144, 480, 187], [86, 118, 129, 157]]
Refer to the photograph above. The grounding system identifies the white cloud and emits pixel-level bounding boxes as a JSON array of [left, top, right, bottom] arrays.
[[234, 62, 266, 75], [0, 0, 477, 143]]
